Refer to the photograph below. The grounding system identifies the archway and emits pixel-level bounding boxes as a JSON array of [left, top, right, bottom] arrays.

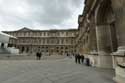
[[95, 0, 116, 68]]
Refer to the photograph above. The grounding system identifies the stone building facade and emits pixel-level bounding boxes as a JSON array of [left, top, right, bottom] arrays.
[[76, 0, 125, 82], [2, 0, 125, 82], [3, 27, 77, 55]]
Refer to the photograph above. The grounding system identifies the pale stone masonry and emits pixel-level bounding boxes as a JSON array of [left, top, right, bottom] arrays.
[[3, 27, 78, 55], [76, 0, 125, 83]]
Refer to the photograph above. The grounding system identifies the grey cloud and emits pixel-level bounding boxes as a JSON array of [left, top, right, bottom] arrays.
[[0, 0, 83, 31], [28, 0, 82, 25]]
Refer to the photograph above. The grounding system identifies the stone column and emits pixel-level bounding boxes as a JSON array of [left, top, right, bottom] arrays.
[[96, 24, 113, 68]]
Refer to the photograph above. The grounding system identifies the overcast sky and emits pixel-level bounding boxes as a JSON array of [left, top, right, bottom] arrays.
[[0, 0, 84, 31]]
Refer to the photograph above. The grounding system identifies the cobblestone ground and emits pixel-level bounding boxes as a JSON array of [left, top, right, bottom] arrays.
[[0, 57, 115, 83]]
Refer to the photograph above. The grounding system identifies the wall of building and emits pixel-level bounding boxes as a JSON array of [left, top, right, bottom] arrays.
[[77, 0, 125, 82], [3, 28, 77, 55]]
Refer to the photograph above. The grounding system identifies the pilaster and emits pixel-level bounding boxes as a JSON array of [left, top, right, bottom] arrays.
[[96, 24, 113, 68]]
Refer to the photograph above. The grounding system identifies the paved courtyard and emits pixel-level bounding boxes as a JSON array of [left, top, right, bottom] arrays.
[[0, 57, 115, 83]]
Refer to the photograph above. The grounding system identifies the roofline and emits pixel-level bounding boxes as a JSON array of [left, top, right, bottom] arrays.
[[2, 28, 78, 33]]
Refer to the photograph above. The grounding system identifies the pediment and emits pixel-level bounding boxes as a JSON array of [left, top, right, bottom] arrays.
[[17, 27, 32, 32]]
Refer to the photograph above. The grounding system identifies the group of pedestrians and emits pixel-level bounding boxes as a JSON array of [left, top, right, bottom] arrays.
[[35, 52, 90, 66], [74, 54, 91, 66], [36, 52, 42, 60], [75, 54, 84, 64]]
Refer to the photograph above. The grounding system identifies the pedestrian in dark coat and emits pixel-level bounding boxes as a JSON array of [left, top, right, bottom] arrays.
[[36, 52, 41, 60], [75, 54, 78, 63], [86, 58, 90, 66], [78, 54, 81, 64], [67, 53, 69, 57], [36, 52, 39, 60], [81, 55, 85, 64], [38, 52, 42, 60]]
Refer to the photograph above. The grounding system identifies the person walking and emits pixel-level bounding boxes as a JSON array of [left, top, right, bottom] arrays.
[[75, 54, 78, 63], [67, 53, 69, 57], [36, 51, 42, 60], [81, 55, 85, 64], [86, 58, 90, 66], [36, 52, 39, 60], [38, 52, 42, 60], [78, 54, 81, 64]]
